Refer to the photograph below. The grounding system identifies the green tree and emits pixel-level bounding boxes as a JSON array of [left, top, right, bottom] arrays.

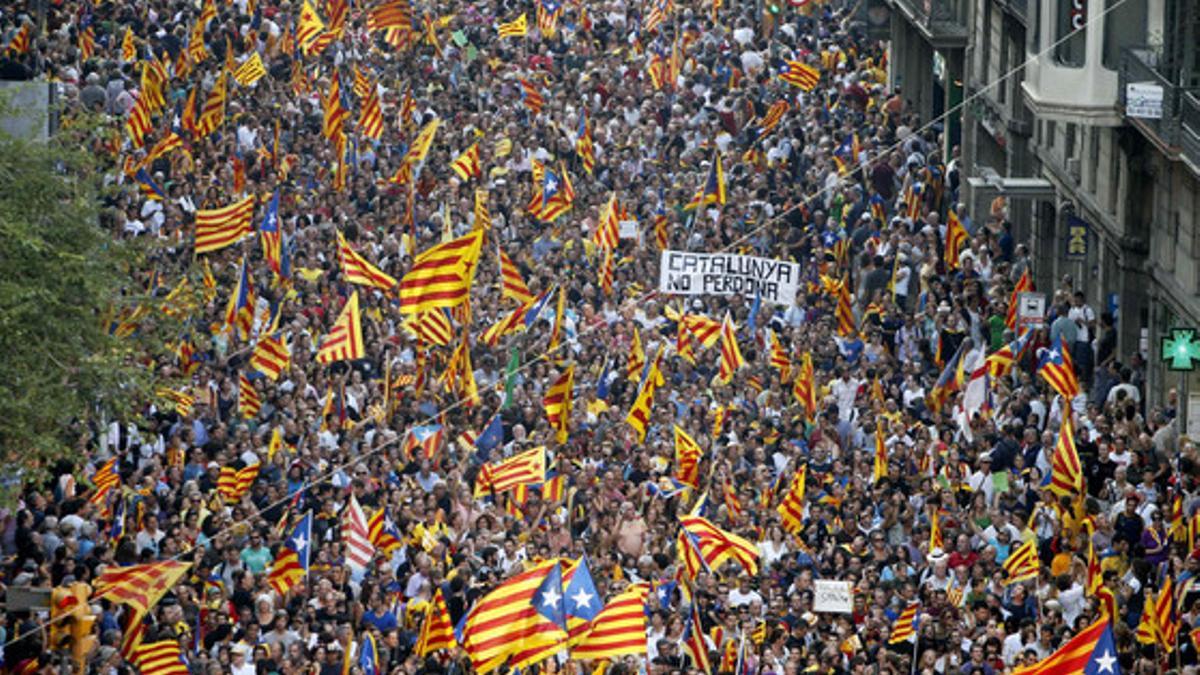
[[0, 101, 165, 502]]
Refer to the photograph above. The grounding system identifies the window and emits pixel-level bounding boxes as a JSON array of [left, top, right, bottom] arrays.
[[1065, 123, 1077, 161], [1029, 0, 1041, 54], [1088, 126, 1100, 193], [1054, 0, 1086, 67], [1046, 120, 1056, 150], [1101, 0, 1147, 70]]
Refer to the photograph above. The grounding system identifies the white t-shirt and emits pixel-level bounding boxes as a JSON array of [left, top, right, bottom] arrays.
[[727, 588, 763, 608]]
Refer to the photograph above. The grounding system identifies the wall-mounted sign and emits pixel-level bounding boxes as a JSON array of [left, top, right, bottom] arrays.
[[1065, 214, 1089, 260], [1126, 82, 1164, 119]]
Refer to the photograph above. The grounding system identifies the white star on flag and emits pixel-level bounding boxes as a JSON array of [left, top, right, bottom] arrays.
[[290, 532, 308, 553], [570, 587, 594, 610], [540, 588, 561, 609], [1094, 650, 1116, 674]]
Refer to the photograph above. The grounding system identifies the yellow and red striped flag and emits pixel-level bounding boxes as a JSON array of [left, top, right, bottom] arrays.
[[755, 100, 789, 137], [944, 209, 968, 269], [543, 366, 574, 444], [778, 60, 820, 90], [88, 457, 121, 508], [238, 373, 261, 418], [673, 425, 702, 488], [1003, 538, 1040, 584], [1014, 618, 1117, 675], [407, 310, 453, 346], [835, 276, 856, 337], [322, 72, 350, 140], [250, 333, 290, 380], [716, 313, 744, 384], [316, 292, 365, 364], [930, 508, 944, 551], [358, 83, 384, 140], [296, 0, 328, 54], [450, 141, 483, 180], [497, 13, 528, 38], [520, 78, 544, 115], [474, 189, 492, 230], [336, 230, 396, 290], [593, 193, 621, 249], [888, 603, 919, 643], [194, 195, 254, 254], [767, 329, 791, 379], [473, 446, 545, 497], [679, 515, 759, 575], [1005, 269, 1033, 331], [194, 73, 228, 138], [498, 248, 533, 304], [134, 640, 189, 675], [93, 561, 191, 617], [1048, 409, 1083, 498], [125, 94, 154, 148], [415, 588, 458, 656], [572, 586, 650, 660], [460, 560, 569, 672], [366, 0, 413, 32], [598, 246, 614, 296], [777, 465, 807, 534], [217, 463, 260, 501], [5, 24, 32, 55], [232, 52, 267, 85], [683, 313, 721, 348], [626, 327, 646, 379], [121, 26, 137, 62], [397, 229, 484, 314], [873, 425, 888, 483]]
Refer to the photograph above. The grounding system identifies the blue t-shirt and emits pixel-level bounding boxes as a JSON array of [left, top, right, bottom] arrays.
[[363, 609, 398, 632]]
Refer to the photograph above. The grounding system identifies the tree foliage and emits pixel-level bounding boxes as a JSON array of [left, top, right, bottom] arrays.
[[0, 101, 163, 501]]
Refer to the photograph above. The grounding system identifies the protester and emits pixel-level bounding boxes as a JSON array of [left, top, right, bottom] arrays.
[[1, 0, 1197, 673]]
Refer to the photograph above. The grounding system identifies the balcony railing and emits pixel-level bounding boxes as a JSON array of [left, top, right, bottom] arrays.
[[1182, 93, 1200, 171], [1118, 48, 1182, 147], [890, 0, 969, 47], [1117, 47, 1200, 172]]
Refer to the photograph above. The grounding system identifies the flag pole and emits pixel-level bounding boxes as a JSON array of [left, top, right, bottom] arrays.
[[910, 628, 919, 675]]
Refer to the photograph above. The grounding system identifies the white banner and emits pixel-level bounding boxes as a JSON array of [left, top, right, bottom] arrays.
[[812, 580, 854, 613], [658, 250, 802, 306]]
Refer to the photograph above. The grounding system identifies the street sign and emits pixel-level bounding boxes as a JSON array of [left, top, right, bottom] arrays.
[[1017, 291, 1046, 331], [1160, 328, 1200, 371]]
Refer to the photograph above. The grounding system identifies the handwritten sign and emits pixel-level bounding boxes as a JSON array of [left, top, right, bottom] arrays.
[[812, 580, 853, 613], [658, 250, 803, 306]]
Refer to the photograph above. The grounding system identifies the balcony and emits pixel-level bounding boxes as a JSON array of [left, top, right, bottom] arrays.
[[1183, 93, 1200, 174], [1118, 47, 1200, 176], [887, 0, 969, 49], [997, 0, 1027, 26]]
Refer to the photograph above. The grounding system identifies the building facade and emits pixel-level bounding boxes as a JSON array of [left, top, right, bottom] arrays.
[[888, 0, 1200, 407]]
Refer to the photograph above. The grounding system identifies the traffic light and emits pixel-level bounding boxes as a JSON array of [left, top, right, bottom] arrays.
[[66, 582, 98, 669], [48, 586, 74, 653], [47, 584, 98, 668]]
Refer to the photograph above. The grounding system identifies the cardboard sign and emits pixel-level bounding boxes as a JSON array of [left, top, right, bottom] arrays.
[[618, 220, 639, 240], [812, 580, 853, 614]]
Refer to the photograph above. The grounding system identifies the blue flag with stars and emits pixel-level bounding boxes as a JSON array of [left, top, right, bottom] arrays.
[[533, 562, 567, 630], [288, 512, 313, 572], [564, 556, 601, 622]]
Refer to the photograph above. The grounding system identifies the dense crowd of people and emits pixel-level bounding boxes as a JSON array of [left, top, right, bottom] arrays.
[[0, 0, 1197, 673]]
